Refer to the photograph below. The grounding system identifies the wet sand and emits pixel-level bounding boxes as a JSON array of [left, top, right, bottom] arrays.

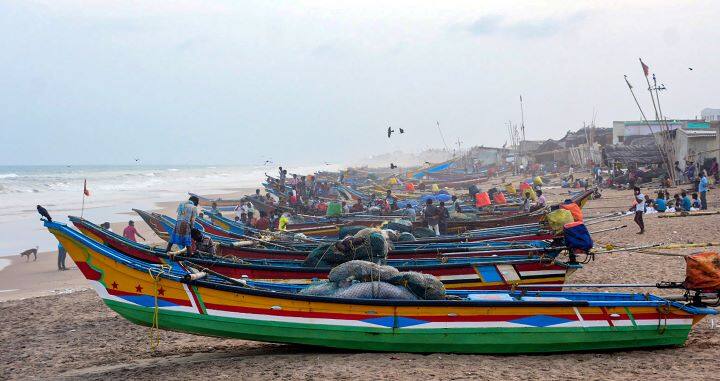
[[2, 183, 720, 380]]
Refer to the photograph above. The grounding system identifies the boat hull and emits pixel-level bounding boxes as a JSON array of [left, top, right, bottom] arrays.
[[47, 220, 709, 354]]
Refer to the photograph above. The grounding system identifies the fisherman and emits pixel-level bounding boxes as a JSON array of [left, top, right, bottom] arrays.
[[522, 191, 532, 212], [438, 201, 450, 235], [245, 202, 255, 222], [699, 170, 709, 210], [536, 189, 546, 208], [254, 189, 262, 200], [166, 195, 199, 254], [385, 190, 398, 211], [681, 191, 692, 212], [57, 243, 67, 271], [451, 195, 462, 213], [350, 199, 364, 213], [278, 212, 290, 231], [468, 184, 480, 200], [210, 202, 220, 215], [673, 193, 682, 209], [254, 210, 271, 230], [674, 161, 684, 184], [122, 220, 145, 242], [568, 166, 574, 182], [691, 193, 701, 209], [341, 201, 350, 214], [100, 222, 112, 232], [654, 191, 667, 212], [402, 203, 416, 222], [423, 199, 440, 236], [190, 228, 215, 256], [630, 187, 645, 234]]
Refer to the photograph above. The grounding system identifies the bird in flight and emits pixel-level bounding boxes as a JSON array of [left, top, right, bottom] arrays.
[[387, 126, 395, 138], [390, 163, 397, 169], [399, 128, 404, 134], [688, 67, 693, 71]]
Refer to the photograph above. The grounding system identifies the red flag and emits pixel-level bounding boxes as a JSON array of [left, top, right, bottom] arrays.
[[83, 179, 90, 196], [640, 59, 649, 77]]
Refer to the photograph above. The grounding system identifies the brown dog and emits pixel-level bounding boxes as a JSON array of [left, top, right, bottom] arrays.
[[20, 246, 39, 262]]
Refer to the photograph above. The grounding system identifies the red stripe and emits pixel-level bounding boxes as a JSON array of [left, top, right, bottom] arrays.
[[106, 288, 193, 307]]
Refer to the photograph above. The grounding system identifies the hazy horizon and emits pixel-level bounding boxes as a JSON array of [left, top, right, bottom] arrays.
[[2, 1, 718, 166]]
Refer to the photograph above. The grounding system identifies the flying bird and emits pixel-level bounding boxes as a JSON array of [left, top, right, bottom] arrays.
[[424, 161, 431, 165], [263, 160, 273, 165], [387, 126, 395, 138], [390, 163, 397, 169], [688, 67, 693, 71], [399, 128, 405, 134], [37, 205, 52, 222]]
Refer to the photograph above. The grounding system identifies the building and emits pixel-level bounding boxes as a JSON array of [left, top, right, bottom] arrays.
[[701, 108, 720, 122], [611, 119, 719, 168]]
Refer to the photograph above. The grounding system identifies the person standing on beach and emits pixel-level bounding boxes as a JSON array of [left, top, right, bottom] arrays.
[[57, 243, 67, 270], [122, 220, 145, 242], [630, 187, 645, 234], [699, 170, 709, 210], [166, 195, 199, 254]]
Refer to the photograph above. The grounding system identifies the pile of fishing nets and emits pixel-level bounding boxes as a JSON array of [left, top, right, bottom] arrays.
[[303, 231, 389, 267], [299, 260, 446, 300], [384, 220, 413, 233]]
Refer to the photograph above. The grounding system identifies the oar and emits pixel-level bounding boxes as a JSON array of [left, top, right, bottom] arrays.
[[589, 225, 626, 234]]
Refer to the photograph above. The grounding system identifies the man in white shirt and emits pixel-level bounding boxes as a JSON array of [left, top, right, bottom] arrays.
[[632, 186, 645, 234]]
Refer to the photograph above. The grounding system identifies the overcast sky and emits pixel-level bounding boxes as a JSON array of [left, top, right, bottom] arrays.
[[1, 1, 718, 166]]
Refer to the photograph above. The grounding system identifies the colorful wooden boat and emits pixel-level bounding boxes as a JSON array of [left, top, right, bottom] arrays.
[[45, 218, 716, 353], [70, 216, 573, 290]]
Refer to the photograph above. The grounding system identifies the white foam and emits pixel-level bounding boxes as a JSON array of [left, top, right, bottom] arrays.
[[0, 258, 11, 272]]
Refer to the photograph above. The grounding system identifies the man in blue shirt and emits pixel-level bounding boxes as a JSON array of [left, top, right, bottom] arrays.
[[680, 191, 692, 212], [654, 191, 667, 212], [699, 170, 709, 210]]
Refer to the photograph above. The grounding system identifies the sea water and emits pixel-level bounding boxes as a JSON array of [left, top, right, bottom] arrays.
[[0, 164, 339, 256]]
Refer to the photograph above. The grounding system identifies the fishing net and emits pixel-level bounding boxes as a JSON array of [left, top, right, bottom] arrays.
[[398, 232, 416, 242], [387, 271, 446, 300], [298, 281, 339, 296], [328, 260, 400, 287], [684, 252, 720, 291], [338, 225, 366, 239], [333, 281, 417, 300], [303, 233, 389, 267], [385, 221, 413, 233], [412, 227, 437, 238]]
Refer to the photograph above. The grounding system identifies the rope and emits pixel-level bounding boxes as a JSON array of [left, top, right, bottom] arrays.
[[147, 264, 170, 350], [657, 302, 671, 335]]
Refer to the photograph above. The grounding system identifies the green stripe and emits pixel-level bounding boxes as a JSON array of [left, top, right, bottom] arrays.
[[103, 299, 693, 354], [191, 285, 208, 314], [624, 307, 638, 327]]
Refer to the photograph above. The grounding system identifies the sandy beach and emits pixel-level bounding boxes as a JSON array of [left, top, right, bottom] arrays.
[[2, 184, 720, 380]]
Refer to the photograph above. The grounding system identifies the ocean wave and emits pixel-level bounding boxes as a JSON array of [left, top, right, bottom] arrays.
[[0, 173, 18, 179]]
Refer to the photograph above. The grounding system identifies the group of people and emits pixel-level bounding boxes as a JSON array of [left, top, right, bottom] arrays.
[[631, 170, 711, 234]]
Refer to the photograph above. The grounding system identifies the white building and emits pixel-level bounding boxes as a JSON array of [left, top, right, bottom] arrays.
[[701, 108, 720, 122]]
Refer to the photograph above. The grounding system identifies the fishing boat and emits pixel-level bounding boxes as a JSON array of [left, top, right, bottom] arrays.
[[69, 216, 573, 290], [188, 192, 243, 208], [118, 213, 559, 261], [45, 218, 716, 353]]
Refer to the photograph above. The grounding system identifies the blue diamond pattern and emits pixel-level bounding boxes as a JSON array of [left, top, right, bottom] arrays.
[[362, 316, 429, 328], [510, 315, 572, 327]]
